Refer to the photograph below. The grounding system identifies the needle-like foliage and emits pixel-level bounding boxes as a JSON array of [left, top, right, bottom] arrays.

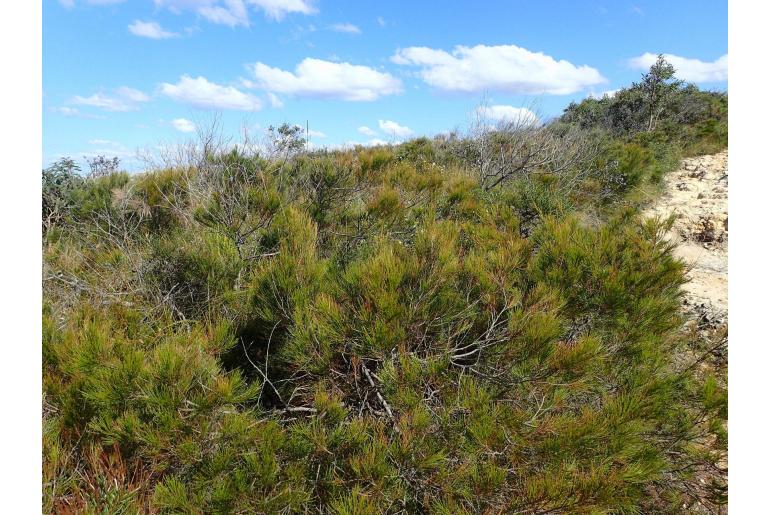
[[43, 62, 727, 513]]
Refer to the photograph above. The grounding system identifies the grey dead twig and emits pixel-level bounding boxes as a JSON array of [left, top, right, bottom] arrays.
[[361, 361, 401, 434]]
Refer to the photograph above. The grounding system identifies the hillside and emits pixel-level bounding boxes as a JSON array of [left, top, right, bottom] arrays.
[[42, 58, 728, 513]]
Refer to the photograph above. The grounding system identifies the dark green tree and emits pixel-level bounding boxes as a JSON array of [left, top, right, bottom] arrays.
[[42, 157, 82, 231], [637, 54, 683, 131]]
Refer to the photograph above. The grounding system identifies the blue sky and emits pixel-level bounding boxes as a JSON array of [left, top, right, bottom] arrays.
[[43, 0, 727, 170]]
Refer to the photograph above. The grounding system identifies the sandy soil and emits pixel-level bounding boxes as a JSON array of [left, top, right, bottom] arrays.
[[644, 151, 728, 322], [644, 151, 728, 513]]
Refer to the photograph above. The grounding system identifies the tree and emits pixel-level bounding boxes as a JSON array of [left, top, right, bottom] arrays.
[[86, 155, 121, 178], [266, 123, 306, 160], [637, 54, 683, 131], [42, 157, 82, 231]]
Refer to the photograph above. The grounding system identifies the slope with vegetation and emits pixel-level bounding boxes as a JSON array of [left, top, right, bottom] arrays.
[[43, 57, 727, 513]]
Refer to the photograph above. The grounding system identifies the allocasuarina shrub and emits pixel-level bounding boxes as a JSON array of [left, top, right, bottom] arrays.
[[43, 71, 727, 513]]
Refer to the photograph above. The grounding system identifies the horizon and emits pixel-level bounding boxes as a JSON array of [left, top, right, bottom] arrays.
[[44, 0, 727, 171]]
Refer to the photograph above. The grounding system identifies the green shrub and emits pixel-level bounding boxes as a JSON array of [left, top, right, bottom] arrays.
[[131, 168, 192, 231], [143, 229, 241, 318], [70, 172, 131, 222], [43, 64, 727, 511]]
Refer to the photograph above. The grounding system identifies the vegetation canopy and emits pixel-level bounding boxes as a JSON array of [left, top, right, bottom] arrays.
[[43, 58, 727, 513]]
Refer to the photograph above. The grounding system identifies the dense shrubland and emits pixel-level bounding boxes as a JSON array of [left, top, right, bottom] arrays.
[[43, 58, 727, 513]]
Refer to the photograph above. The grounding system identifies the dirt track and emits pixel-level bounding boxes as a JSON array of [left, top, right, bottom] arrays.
[[644, 151, 728, 323]]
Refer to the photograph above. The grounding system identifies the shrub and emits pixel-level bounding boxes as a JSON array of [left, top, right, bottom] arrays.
[[142, 229, 241, 318], [43, 67, 727, 511], [69, 172, 131, 223]]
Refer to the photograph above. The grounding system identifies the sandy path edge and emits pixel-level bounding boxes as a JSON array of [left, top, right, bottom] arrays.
[[644, 150, 728, 323]]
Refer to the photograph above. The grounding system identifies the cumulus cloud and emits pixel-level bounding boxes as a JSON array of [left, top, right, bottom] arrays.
[[72, 87, 150, 112], [129, 20, 179, 39], [378, 119, 413, 138], [160, 75, 263, 110], [329, 22, 361, 34], [391, 44, 606, 95], [357, 126, 377, 137], [153, 0, 315, 25], [628, 53, 728, 83], [307, 129, 326, 138], [247, 58, 402, 101], [475, 105, 540, 125], [172, 118, 197, 132]]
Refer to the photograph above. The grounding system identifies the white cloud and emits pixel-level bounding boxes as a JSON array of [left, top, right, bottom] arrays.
[[115, 87, 150, 103], [70, 139, 134, 162], [391, 44, 606, 95], [587, 89, 619, 100], [160, 75, 263, 110], [59, 0, 127, 6], [376, 16, 386, 27], [378, 119, 413, 138], [311, 138, 391, 151], [357, 126, 377, 137], [199, 0, 249, 27], [329, 22, 361, 34], [247, 58, 402, 101], [153, 0, 315, 25], [51, 106, 104, 119], [475, 105, 540, 125], [172, 118, 197, 132], [342, 138, 390, 148], [51, 107, 80, 116], [266, 92, 284, 108], [129, 20, 180, 39], [363, 138, 389, 146], [250, 0, 315, 20], [628, 53, 728, 83], [72, 87, 150, 112]]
